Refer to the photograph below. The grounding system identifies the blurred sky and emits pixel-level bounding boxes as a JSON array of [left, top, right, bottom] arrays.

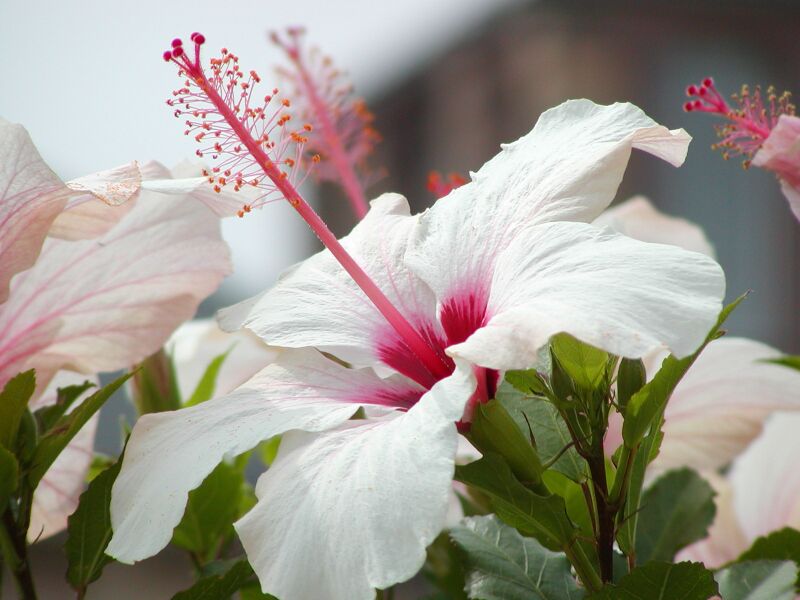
[[0, 0, 521, 299]]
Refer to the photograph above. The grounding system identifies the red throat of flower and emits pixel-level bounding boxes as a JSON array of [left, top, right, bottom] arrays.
[[684, 76, 796, 167], [163, 34, 452, 384]]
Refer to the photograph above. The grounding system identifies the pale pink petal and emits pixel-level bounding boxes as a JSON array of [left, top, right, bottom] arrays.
[[28, 371, 99, 542], [448, 221, 724, 370], [219, 193, 440, 372], [406, 101, 691, 303], [235, 363, 476, 600], [168, 319, 279, 398], [730, 412, 800, 541], [648, 338, 800, 473], [0, 190, 230, 391], [677, 472, 747, 568], [108, 348, 425, 563], [593, 196, 715, 258], [752, 114, 800, 189], [0, 119, 72, 303], [48, 162, 143, 240], [778, 180, 800, 222]]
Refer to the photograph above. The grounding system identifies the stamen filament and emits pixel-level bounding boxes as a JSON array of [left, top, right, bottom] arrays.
[[165, 35, 451, 381]]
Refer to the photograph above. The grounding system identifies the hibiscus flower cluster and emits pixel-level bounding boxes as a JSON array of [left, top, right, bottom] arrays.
[[2, 27, 800, 600]]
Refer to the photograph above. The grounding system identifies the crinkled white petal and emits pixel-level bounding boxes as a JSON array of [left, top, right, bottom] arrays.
[[168, 319, 279, 398], [449, 221, 724, 370], [235, 362, 476, 600], [28, 371, 99, 542], [594, 196, 715, 258], [406, 100, 691, 301], [219, 193, 439, 368], [108, 348, 423, 563], [0, 188, 230, 391], [730, 412, 800, 541]]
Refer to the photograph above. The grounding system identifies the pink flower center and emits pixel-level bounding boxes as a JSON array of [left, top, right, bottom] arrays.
[[164, 34, 497, 422]]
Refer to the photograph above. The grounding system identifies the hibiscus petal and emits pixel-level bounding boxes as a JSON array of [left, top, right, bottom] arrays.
[[108, 348, 424, 563], [752, 114, 800, 189], [168, 319, 279, 398], [593, 196, 715, 257], [652, 338, 800, 473], [0, 119, 75, 303], [219, 193, 440, 369], [27, 371, 99, 542], [0, 189, 230, 390], [729, 412, 800, 541], [448, 221, 724, 370], [677, 472, 748, 568], [235, 363, 475, 600], [406, 100, 690, 301]]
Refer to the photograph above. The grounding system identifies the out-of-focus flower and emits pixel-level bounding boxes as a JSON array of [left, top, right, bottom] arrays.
[[110, 40, 724, 599], [272, 27, 381, 219], [0, 166, 231, 391], [0, 139, 231, 540], [0, 118, 142, 303], [680, 412, 800, 567], [168, 318, 278, 398], [593, 196, 715, 257], [601, 198, 800, 472], [605, 337, 800, 474], [684, 77, 800, 220], [426, 171, 467, 200]]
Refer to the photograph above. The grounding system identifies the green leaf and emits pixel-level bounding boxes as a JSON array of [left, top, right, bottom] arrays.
[[450, 515, 585, 600], [505, 369, 549, 396], [616, 358, 645, 416], [740, 528, 800, 563], [171, 460, 244, 563], [550, 334, 610, 392], [635, 468, 716, 563], [497, 383, 587, 483], [423, 532, 468, 600], [716, 560, 797, 600], [130, 349, 182, 414], [28, 373, 131, 487], [622, 293, 746, 448], [468, 399, 544, 485], [185, 350, 231, 407], [171, 559, 260, 600], [0, 445, 19, 506], [0, 370, 36, 450], [65, 458, 122, 592], [34, 381, 95, 434], [455, 454, 577, 551], [764, 356, 800, 372], [257, 436, 281, 466], [589, 561, 718, 599]]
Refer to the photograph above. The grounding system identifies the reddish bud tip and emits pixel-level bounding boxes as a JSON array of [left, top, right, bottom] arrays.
[[683, 101, 694, 112], [693, 100, 703, 109], [194, 33, 205, 45], [687, 84, 697, 96], [163, 50, 173, 61], [172, 46, 184, 57], [698, 86, 707, 96], [703, 77, 714, 87], [171, 38, 183, 48]]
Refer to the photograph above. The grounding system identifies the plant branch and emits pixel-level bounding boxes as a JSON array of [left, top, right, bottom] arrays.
[[1, 508, 37, 600]]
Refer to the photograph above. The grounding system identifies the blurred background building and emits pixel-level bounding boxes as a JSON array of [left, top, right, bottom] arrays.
[[2, 0, 799, 597]]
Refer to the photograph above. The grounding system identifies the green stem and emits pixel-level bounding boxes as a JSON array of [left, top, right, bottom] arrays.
[[1, 509, 37, 600], [564, 539, 603, 593], [608, 444, 637, 509]]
